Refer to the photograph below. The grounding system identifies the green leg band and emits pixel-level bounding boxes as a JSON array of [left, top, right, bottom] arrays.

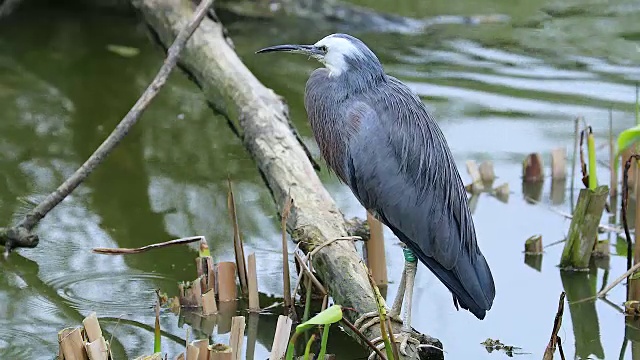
[[403, 247, 417, 263]]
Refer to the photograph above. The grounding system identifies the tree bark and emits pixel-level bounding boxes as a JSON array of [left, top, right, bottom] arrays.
[[132, 0, 443, 358]]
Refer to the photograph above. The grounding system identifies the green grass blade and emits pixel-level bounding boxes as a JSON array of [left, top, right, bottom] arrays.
[[285, 331, 302, 360], [587, 132, 598, 189], [154, 299, 161, 353], [303, 334, 316, 360]]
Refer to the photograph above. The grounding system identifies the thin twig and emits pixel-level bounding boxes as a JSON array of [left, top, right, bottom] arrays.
[[542, 292, 566, 360], [524, 195, 625, 235], [579, 127, 591, 188], [622, 155, 640, 299], [385, 317, 400, 360], [308, 236, 361, 258], [570, 117, 581, 209], [294, 252, 327, 295], [597, 261, 640, 298], [557, 336, 566, 360], [1, 0, 214, 251], [92, 236, 204, 255], [341, 318, 388, 360]]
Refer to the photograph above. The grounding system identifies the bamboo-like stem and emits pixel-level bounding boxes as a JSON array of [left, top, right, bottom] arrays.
[[228, 179, 249, 296], [247, 253, 260, 312], [610, 108, 618, 199], [281, 195, 293, 311]]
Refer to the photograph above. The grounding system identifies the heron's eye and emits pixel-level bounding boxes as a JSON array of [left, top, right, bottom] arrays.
[[319, 45, 328, 52]]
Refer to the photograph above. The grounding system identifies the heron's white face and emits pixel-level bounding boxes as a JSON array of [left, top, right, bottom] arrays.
[[314, 35, 366, 76]]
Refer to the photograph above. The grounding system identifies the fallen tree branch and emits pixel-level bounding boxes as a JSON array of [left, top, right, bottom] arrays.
[[92, 236, 204, 255], [0, 0, 214, 253], [132, 1, 443, 358]]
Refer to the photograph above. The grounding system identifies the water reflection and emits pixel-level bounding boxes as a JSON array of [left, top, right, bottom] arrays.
[[561, 269, 605, 360]]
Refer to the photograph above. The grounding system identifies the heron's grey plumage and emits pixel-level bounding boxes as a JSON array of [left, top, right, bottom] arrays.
[[260, 33, 495, 319]]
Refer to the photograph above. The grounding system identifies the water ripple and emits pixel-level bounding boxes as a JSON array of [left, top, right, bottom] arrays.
[[46, 272, 171, 315]]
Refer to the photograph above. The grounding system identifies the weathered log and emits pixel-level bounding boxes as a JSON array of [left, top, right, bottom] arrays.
[[132, 1, 443, 358]]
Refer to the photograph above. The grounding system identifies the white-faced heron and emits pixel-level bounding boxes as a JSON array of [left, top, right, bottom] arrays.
[[257, 33, 495, 353]]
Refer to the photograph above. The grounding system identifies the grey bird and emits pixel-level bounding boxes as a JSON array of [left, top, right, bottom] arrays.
[[257, 33, 495, 351]]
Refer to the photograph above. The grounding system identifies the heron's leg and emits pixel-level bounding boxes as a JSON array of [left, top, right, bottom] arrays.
[[389, 264, 407, 317], [398, 248, 420, 355]]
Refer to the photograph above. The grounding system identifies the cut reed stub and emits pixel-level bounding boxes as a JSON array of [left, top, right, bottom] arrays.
[[209, 343, 233, 360], [269, 315, 292, 360], [202, 289, 218, 315], [550, 147, 567, 180], [559, 185, 609, 269], [132, 353, 162, 360], [217, 261, 238, 302], [59, 327, 88, 360], [465, 160, 484, 193], [524, 235, 543, 255], [247, 253, 260, 312], [196, 256, 214, 292], [592, 240, 610, 258], [229, 316, 246, 360], [185, 342, 200, 360], [479, 160, 496, 184], [523, 153, 544, 182], [83, 312, 110, 360], [228, 179, 249, 296], [179, 277, 204, 308], [191, 339, 209, 360], [365, 212, 388, 286], [493, 183, 510, 203]]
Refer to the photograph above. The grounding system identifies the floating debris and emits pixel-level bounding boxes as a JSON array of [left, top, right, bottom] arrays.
[[481, 338, 523, 357], [106, 44, 140, 58]]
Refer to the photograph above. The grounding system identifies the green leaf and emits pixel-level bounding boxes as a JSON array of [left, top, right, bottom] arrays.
[[296, 305, 343, 333], [616, 237, 629, 257], [615, 124, 640, 170]]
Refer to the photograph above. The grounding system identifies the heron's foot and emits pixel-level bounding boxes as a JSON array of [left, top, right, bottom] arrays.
[[396, 330, 421, 356], [365, 331, 421, 359], [352, 311, 403, 335]]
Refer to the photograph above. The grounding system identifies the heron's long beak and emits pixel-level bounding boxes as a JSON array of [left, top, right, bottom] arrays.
[[256, 44, 325, 57]]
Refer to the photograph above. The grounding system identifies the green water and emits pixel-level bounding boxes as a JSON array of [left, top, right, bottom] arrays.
[[1, 0, 640, 359]]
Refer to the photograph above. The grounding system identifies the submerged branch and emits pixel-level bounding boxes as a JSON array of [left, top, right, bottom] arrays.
[[92, 236, 204, 255], [0, 0, 214, 253]]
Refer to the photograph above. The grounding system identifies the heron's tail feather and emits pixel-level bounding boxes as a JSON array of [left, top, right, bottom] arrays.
[[406, 241, 495, 320]]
